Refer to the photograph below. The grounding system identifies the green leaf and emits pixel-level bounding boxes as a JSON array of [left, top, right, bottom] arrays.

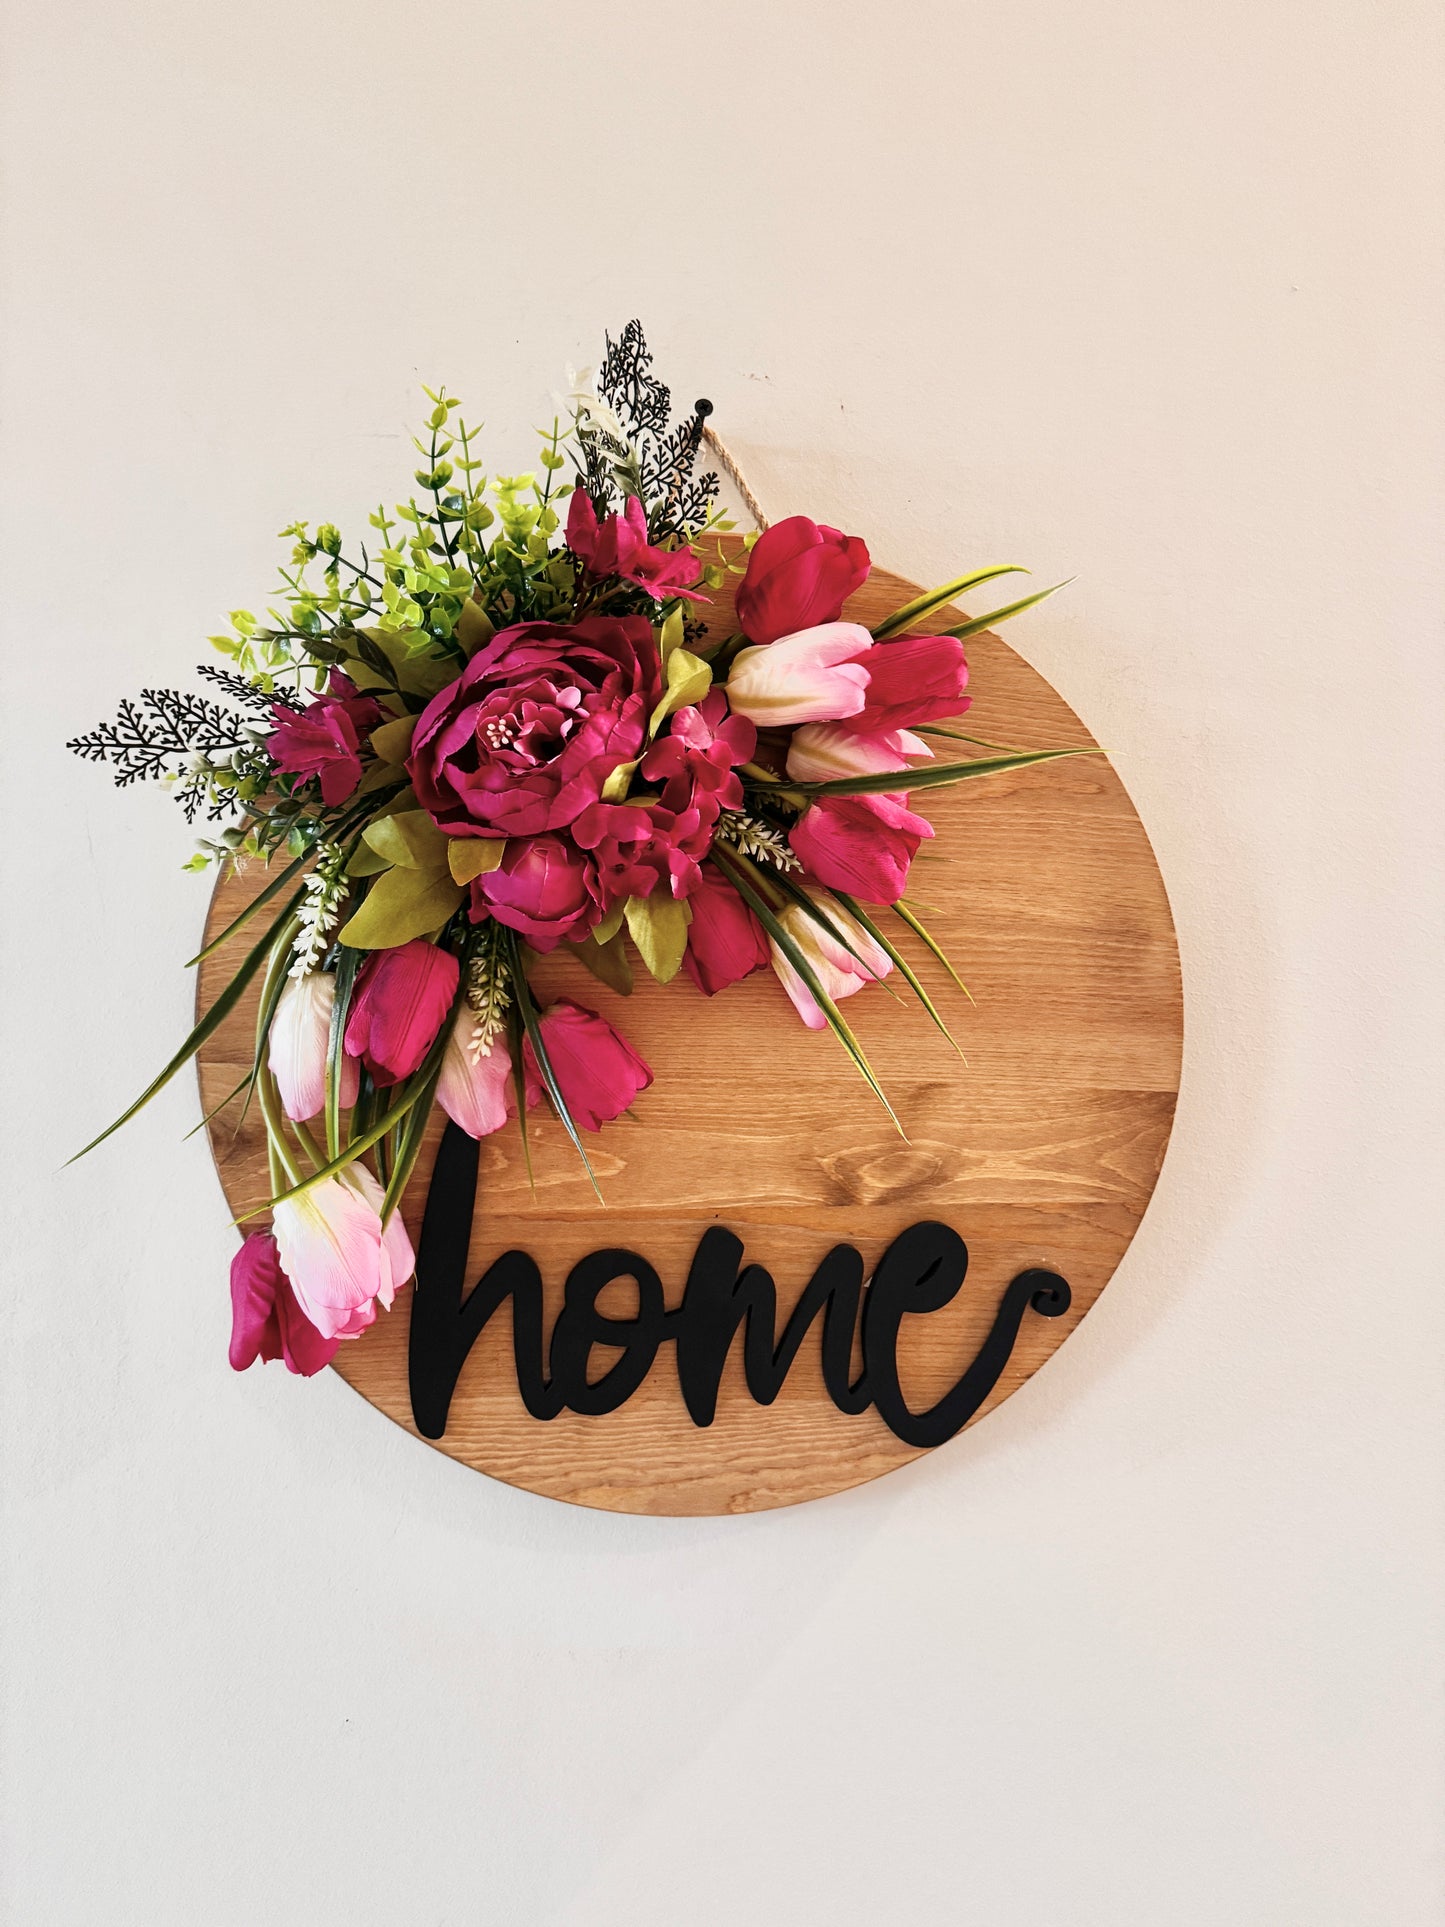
[[592, 902, 627, 946], [937, 579, 1074, 642], [794, 746, 1101, 797], [337, 866, 464, 948], [711, 848, 903, 1135], [600, 758, 639, 802], [185, 853, 308, 966], [657, 605, 685, 663], [447, 837, 506, 885], [361, 808, 449, 871], [70, 892, 303, 1163], [368, 714, 416, 764], [871, 566, 1028, 639], [624, 892, 690, 983], [647, 647, 711, 737], [566, 928, 634, 996]]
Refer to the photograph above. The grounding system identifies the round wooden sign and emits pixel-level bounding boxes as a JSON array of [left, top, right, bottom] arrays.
[[197, 550, 1181, 1514]]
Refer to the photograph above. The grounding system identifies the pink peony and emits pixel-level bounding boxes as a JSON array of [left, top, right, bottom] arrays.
[[266, 672, 383, 808], [571, 797, 714, 904], [469, 833, 605, 949], [683, 864, 771, 996], [344, 940, 459, 1086], [567, 491, 706, 602], [228, 1229, 340, 1376], [524, 999, 653, 1131], [734, 516, 871, 645], [408, 616, 662, 840], [789, 793, 935, 904]]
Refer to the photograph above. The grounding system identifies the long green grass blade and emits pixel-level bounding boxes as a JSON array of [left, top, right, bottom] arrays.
[[325, 946, 362, 1161], [234, 1053, 442, 1221], [871, 566, 1027, 640], [894, 900, 974, 1002], [184, 854, 308, 966], [713, 848, 903, 1135], [505, 931, 600, 1196], [69, 888, 305, 1164], [759, 861, 898, 989], [915, 725, 1029, 751], [830, 892, 962, 1054], [795, 746, 1101, 798], [939, 578, 1073, 641]]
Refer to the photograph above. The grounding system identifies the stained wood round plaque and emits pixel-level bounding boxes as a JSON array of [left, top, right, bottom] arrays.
[[197, 547, 1182, 1514]]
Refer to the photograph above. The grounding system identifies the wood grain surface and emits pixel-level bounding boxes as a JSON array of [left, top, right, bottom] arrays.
[[196, 543, 1182, 1514]]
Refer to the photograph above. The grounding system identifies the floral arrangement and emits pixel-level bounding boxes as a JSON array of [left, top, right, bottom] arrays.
[[70, 322, 1080, 1382]]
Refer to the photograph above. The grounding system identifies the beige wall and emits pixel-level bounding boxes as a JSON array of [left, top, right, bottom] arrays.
[[3, 0, 1443, 1921]]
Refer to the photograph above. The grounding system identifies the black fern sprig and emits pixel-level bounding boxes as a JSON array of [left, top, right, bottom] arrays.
[[581, 320, 719, 540], [196, 662, 301, 713], [67, 687, 250, 791]]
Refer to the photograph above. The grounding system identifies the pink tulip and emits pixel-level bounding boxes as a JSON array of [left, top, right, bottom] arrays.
[[436, 1010, 525, 1139], [523, 999, 652, 1131], [784, 722, 932, 785], [734, 516, 871, 644], [768, 892, 893, 1030], [724, 623, 872, 727], [345, 940, 460, 1087], [228, 1228, 340, 1376], [270, 1163, 415, 1343], [846, 634, 971, 734], [268, 972, 359, 1121], [789, 793, 935, 904], [682, 863, 771, 996]]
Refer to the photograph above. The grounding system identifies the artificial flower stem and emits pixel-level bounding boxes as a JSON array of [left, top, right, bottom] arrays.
[[711, 845, 903, 1137], [830, 891, 963, 1054]]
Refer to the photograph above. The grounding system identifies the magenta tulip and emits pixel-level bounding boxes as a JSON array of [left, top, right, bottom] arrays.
[[228, 1228, 340, 1376], [789, 793, 935, 904], [734, 516, 871, 645], [846, 634, 971, 734], [683, 864, 771, 996], [524, 999, 653, 1131], [344, 940, 460, 1086]]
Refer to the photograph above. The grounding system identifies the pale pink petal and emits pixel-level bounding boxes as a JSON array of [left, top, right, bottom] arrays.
[[342, 1161, 416, 1306], [725, 622, 872, 727], [271, 1177, 384, 1341], [436, 1012, 514, 1139], [785, 722, 933, 783]]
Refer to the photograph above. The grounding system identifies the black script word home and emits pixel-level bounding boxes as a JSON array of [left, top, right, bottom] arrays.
[[409, 1123, 1072, 1449]]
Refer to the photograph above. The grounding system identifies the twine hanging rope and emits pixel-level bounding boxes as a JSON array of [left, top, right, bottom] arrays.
[[701, 419, 771, 532]]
